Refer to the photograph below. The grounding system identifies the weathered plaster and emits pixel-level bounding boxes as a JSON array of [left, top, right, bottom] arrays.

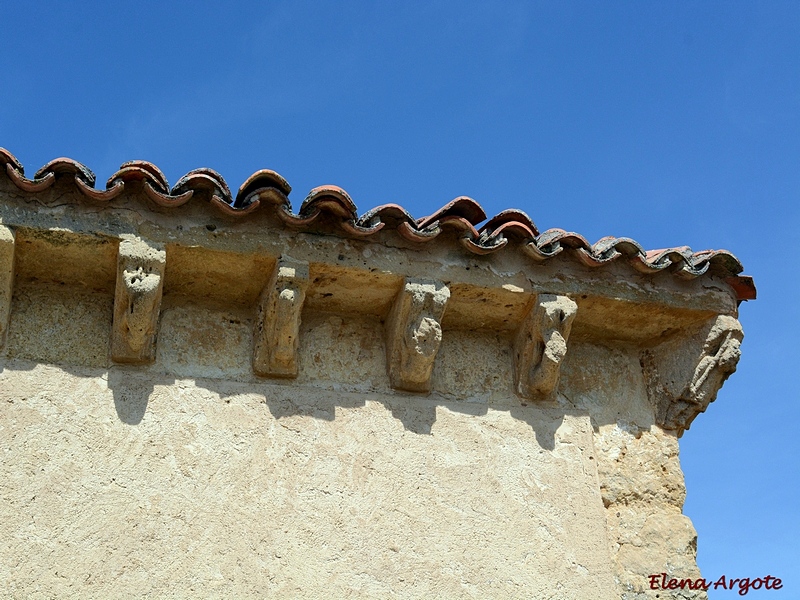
[[0, 183, 748, 599], [1, 363, 618, 599]]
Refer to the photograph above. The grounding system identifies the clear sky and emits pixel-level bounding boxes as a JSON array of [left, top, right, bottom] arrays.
[[2, 2, 798, 597]]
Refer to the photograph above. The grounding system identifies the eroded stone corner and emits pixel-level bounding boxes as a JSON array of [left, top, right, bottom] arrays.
[[594, 424, 705, 599], [385, 278, 450, 393], [110, 237, 166, 364], [513, 293, 578, 400], [641, 315, 743, 435], [253, 256, 309, 378], [0, 225, 14, 349]]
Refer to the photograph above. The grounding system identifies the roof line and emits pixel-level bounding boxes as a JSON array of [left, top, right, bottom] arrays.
[[0, 148, 755, 301]]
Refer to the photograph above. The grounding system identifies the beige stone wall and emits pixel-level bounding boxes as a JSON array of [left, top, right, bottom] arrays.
[[560, 343, 707, 600], [2, 357, 616, 598], [2, 297, 706, 598], [0, 185, 743, 598]]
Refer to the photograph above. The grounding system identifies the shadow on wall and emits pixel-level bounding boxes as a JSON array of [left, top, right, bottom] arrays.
[[0, 281, 672, 447], [107, 368, 572, 451], [0, 359, 577, 450], [201, 376, 571, 450], [0, 350, 664, 450], [107, 368, 176, 425], [0, 304, 678, 449], [0, 361, 176, 427]]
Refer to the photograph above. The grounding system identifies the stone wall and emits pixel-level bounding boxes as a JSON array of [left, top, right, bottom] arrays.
[[0, 177, 747, 598]]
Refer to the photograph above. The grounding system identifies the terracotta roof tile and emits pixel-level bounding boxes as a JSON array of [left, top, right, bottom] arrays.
[[0, 149, 755, 301]]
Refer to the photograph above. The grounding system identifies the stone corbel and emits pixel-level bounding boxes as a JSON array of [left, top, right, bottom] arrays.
[[640, 315, 743, 435], [0, 225, 15, 349], [513, 294, 578, 400], [385, 278, 450, 393], [253, 256, 309, 378], [111, 237, 166, 364]]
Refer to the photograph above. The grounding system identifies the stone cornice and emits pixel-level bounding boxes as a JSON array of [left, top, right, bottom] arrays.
[[0, 179, 743, 318], [0, 176, 749, 419]]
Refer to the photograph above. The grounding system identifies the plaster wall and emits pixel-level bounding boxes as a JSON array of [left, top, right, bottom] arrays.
[[0, 181, 740, 599], [1, 284, 702, 598]]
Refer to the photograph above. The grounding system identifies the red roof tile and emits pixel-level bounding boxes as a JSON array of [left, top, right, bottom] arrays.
[[0, 148, 755, 301]]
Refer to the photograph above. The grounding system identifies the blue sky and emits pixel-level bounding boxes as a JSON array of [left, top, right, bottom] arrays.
[[2, 2, 798, 596]]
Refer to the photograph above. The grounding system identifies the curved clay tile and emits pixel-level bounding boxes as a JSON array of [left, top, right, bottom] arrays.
[[300, 186, 358, 218], [110, 165, 166, 192], [645, 247, 693, 265], [74, 178, 125, 202], [725, 275, 757, 301], [522, 241, 561, 261], [416, 196, 486, 230], [397, 220, 442, 243], [142, 183, 194, 208], [112, 161, 170, 193], [34, 157, 96, 187], [479, 220, 537, 243], [172, 168, 232, 202], [594, 237, 645, 259], [234, 169, 291, 209], [0, 148, 24, 173], [628, 256, 670, 274], [277, 186, 381, 234], [642, 248, 700, 279], [340, 220, 385, 237], [435, 215, 481, 238], [537, 229, 591, 251], [275, 204, 321, 228], [641, 248, 695, 278], [522, 229, 580, 262], [306, 199, 355, 220], [4, 164, 55, 193], [691, 250, 743, 276], [481, 209, 539, 237], [461, 235, 508, 255], [357, 203, 416, 228], [210, 194, 261, 217], [0, 148, 753, 300], [168, 169, 239, 216], [108, 162, 191, 207], [575, 247, 610, 268]]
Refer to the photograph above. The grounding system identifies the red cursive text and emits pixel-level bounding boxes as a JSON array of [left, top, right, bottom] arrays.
[[648, 573, 783, 595]]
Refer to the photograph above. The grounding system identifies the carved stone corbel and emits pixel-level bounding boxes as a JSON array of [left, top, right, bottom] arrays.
[[385, 278, 450, 393], [513, 294, 578, 400], [641, 315, 743, 434], [111, 237, 166, 364], [0, 225, 15, 349], [253, 256, 309, 378]]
